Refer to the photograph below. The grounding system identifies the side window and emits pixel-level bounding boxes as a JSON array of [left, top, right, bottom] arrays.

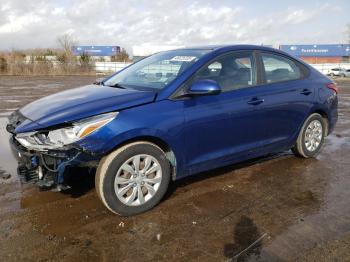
[[261, 53, 303, 83], [194, 51, 256, 92]]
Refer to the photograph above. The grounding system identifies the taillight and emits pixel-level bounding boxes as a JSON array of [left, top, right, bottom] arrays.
[[326, 83, 338, 94]]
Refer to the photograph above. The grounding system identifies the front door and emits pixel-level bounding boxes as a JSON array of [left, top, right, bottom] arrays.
[[182, 50, 265, 174]]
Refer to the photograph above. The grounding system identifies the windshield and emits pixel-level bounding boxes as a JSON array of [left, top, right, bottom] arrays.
[[104, 49, 211, 90]]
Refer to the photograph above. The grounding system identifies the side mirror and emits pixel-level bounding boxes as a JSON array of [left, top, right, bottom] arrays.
[[188, 79, 221, 96]]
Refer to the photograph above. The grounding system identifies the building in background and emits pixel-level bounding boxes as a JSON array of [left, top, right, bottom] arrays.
[[280, 44, 350, 63], [72, 46, 121, 61]]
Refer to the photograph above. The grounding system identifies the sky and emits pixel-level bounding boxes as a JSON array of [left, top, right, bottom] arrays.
[[0, 0, 349, 53]]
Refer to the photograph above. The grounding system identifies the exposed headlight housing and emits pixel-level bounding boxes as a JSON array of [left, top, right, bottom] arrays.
[[16, 112, 118, 151]]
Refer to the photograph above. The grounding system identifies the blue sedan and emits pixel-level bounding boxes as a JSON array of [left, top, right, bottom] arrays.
[[7, 45, 338, 216]]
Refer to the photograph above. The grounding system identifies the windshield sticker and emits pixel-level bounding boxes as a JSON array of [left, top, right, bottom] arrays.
[[170, 56, 196, 62]]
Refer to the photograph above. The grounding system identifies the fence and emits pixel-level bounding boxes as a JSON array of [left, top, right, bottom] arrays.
[[94, 62, 130, 74], [0, 61, 99, 75], [0, 60, 131, 75]]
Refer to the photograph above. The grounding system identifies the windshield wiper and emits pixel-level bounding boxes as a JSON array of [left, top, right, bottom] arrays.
[[106, 83, 127, 89]]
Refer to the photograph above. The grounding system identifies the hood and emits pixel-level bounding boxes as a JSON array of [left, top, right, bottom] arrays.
[[15, 84, 156, 133]]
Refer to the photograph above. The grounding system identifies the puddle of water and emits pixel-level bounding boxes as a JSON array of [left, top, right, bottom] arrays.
[[0, 118, 18, 184], [0, 112, 11, 117], [7, 84, 63, 90], [36, 83, 63, 88], [325, 134, 350, 153], [340, 101, 350, 107], [338, 118, 350, 125], [0, 117, 22, 215], [0, 95, 40, 99], [10, 87, 30, 90], [4, 100, 20, 103]]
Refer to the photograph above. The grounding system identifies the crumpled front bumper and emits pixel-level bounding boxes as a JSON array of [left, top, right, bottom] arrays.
[[7, 110, 100, 191], [9, 135, 97, 191]]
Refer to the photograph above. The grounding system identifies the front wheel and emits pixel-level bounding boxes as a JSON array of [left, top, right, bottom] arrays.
[[95, 142, 171, 216], [292, 113, 327, 158]]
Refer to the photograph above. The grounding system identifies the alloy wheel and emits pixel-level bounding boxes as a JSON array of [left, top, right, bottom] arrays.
[[304, 119, 323, 152], [114, 154, 162, 206]]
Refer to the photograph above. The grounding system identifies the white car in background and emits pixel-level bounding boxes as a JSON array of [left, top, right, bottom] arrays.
[[328, 68, 345, 77], [339, 68, 350, 78]]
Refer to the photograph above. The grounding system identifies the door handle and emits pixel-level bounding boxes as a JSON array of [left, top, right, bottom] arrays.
[[247, 98, 264, 105], [300, 89, 312, 95]]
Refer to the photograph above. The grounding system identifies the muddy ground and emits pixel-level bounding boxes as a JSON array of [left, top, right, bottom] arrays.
[[0, 76, 349, 262]]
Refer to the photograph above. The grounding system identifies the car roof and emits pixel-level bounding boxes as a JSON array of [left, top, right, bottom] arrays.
[[174, 44, 298, 62], [177, 44, 278, 52]]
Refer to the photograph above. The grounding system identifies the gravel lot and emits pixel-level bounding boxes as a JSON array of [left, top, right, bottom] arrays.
[[0, 76, 349, 261]]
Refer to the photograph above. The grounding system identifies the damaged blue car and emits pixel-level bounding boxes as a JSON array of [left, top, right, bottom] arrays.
[[7, 45, 338, 216]]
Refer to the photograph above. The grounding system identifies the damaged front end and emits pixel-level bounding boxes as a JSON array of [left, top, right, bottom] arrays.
[[10, 138, 91, 191], [7, 110, 118, 191]]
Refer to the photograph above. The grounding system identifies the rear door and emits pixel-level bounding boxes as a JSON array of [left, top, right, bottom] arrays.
[[255, 51, 314, 148]]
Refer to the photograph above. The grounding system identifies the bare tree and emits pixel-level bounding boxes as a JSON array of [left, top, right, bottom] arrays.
[[56, 34, 77, 72], [57, 34, 76, 55], [111, 48, 131, 62], [56, 34, 77, 64]]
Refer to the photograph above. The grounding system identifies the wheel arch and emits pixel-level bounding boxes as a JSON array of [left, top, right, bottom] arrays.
[[311, 109, 329, 135], [108, 136, 179, 180]]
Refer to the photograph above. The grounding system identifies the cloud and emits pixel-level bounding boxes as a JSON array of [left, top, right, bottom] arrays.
[[0, 14, 42, 33], [0, 0, 345, 52]]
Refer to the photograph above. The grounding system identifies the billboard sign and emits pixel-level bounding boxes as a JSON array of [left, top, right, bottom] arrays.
[[72, 46, 120, 56], [280, 44, 350, 57]]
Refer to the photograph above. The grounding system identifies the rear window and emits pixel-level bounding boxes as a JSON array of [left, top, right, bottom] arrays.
[[261, 53, 306, 84]]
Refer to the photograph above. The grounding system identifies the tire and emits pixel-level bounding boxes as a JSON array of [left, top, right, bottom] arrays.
[[95, 142, 171, 216], [292, 113, 327, 158]]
